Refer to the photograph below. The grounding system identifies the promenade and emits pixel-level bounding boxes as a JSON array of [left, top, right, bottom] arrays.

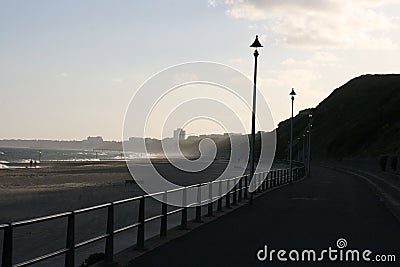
[[126, 164, 400, 266]]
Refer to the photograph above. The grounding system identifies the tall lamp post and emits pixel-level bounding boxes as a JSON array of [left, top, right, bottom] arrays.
[[307, 111, 313, 177], [249, 35, 262, 204], [289, 88, 296, 183]]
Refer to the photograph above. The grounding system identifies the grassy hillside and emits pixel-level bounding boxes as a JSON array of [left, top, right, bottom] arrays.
[[276, 74, 400, 159]]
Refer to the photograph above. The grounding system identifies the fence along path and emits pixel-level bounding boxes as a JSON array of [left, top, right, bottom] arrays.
[[1, 165, 305, 267]]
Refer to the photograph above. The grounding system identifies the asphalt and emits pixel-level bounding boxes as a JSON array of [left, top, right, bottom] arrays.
[[127, 165, 400, 267]]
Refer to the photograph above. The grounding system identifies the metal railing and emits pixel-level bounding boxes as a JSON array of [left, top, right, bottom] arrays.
[[1, 164, 305, 267]]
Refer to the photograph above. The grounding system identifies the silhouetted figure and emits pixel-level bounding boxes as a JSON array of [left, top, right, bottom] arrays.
[[29, 160, 33, 168], [34, 160, 37, 168]]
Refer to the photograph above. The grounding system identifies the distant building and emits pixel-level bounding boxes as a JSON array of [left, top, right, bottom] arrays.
[[224, 133, 242, 137], [145, 138, 158, 144], [173, 128, 186, 141], [82, 136, 104, 149], [128, 137, 142, 143], [187, 135, 200, 141], [85, 136, 103, 144]]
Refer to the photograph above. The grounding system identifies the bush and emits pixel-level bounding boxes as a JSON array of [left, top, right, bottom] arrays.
[[391, 156, 398, 172], [379, 155, 388, 172], [79, 253, 105, 267]]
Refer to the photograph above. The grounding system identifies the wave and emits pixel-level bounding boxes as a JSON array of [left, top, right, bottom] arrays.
[[45, 158, 101, 162], [0, 164, 9, 169], [17, 159, 37, 164], [0, 160, 9, 164]]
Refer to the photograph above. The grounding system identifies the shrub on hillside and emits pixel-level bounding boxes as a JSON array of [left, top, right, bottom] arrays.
[[379, 155, 388, 172], [391, 155, 398, 172]]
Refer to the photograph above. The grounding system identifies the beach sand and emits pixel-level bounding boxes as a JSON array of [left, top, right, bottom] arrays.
[[0, 159, 243, 266]]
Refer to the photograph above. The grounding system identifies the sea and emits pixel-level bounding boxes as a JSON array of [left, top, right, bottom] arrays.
[[0, 147, 145, 168]]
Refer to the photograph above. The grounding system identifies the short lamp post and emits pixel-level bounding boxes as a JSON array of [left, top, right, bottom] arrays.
[[302, 134, 306, 163], [307, 111, 313, 177], [297, 137, 301, 161], [289, 88, 296, 183]]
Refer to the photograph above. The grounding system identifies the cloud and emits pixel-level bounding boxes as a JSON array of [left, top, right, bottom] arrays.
[[59, 72, 69, 77], [282, 52, 342, 67], [208, 0, 218, 7], [217, 0, 399, 49], [112, 79, 124, 84], [228, 57, 243, 64], [263, 69, 320, 91]]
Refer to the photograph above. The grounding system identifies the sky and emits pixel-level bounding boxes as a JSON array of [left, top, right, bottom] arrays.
[[1, 0, 399, 140]]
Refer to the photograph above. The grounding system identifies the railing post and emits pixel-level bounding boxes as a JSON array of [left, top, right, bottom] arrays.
[[275, 170, 283, 186], [160, 192, 168, 236], [284, 169, 287, 184], [105, 203, 114, 264], [283, 170, 285, 184], [136, 196, 145, 249], [218, 180, 223, 211], [269, 172, 272, 188], [238, 177, 242, 202], [253, 174, 258, 195], [232, 181, 238, 206], [264, 173, 268, 190], [276, 170, 279, 186], [207, 183, 214, 217], [244, 175, 248, 199], [180, 187, 188, 230], [225, 180, 231, 209], [254, 174, 258, 193], [2, 223, 12, 267], [195, 185, 202, 222], [270, 172, 273, 187], [285, 169, 288, 184], [65, 212, 75, 267], [262, 173, 266, 190]]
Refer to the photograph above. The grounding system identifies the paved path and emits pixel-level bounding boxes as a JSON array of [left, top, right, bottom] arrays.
[[128, 165, 400, 266]]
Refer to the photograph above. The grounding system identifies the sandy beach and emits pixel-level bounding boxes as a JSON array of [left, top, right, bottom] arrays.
[[0, 161, 139, 222], [0, 159, 258, 266]]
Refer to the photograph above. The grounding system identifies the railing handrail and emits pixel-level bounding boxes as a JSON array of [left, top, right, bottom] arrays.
[[11, 212, 72, 227], [1, 164, 306, 267]]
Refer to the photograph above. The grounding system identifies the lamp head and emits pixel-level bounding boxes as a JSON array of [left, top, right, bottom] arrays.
[[290, 88, 296, 96], [250, 35, 263, 48]]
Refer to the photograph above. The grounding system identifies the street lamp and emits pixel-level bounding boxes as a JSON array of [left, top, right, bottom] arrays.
[[307, 111, 313, 177], [297, 137, 301, 161], [302, 134, 306, 163], [289, 88, 296, 183], [249, 35, 262, 204]]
